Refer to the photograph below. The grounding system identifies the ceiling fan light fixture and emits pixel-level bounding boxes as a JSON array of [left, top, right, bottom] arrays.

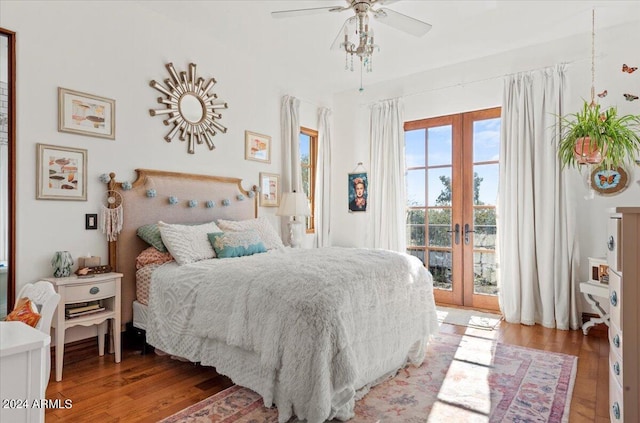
[[342, 13, 378, 73], [272, 0, 432, 80]]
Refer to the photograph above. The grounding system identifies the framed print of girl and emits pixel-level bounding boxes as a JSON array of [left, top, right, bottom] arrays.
[[348, 172, 367, 212]]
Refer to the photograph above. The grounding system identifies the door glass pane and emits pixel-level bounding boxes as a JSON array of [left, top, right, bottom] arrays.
[[428, 167, 452, 206], [474, 207, 496, 250], [406, 169, 425, 206], [427, 125, 452, 166], [429, 250, 452, 290], [473, 118, 500, 162], [473, 164, 498, 206], [428, 208, 451, 247], [473, 252, 497, 295], [407, 209, 425, 247], [405, 129, 425, 167]]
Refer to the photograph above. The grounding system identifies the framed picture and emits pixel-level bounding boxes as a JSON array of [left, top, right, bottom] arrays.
[[348, 172, 368, 212], [85, 213, 98, 230], [259, 172, 280, 207], [588, 257, 608, 284], [36, 143, 87, 201], [245, 131, 271, 163], [599, 264, 610, 285], [58, 87, 115, 139], [590, 166, 628, 195]]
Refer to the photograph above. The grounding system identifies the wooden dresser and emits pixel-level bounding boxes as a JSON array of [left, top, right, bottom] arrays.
[[607, 207, 640, 422]]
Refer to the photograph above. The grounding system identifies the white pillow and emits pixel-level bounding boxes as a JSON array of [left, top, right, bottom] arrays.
[[216, 217, 285, 250], [158, 221, 222, 265]]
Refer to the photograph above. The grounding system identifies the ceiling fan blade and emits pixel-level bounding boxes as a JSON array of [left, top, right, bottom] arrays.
[[271, 5, 347, 19], [373, 7, 432, 37], [330, 17, 357, 51], [373, 0, 402, 6]]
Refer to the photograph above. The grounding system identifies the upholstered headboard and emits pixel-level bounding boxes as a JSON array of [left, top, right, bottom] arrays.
[[106, 168, 257, 325]]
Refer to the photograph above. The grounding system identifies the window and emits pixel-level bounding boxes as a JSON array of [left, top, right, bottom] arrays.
[[299, 127, 318, 232]]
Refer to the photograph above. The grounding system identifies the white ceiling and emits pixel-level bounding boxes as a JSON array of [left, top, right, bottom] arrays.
[[137, 1, 640, 95]]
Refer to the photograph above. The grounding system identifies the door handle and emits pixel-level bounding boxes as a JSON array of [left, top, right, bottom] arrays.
[[464, 223, 475, 245], [447, 223, 460, 245]]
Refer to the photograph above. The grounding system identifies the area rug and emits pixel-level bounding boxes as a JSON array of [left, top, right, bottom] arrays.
[[159, 332, 577, 423], [436, 306, 503, 330]]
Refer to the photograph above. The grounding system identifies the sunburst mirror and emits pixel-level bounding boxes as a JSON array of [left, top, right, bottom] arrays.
[[149, 62, 228, 154]]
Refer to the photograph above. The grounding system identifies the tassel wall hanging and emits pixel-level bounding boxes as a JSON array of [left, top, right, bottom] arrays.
[[100, 190, 123, 241]]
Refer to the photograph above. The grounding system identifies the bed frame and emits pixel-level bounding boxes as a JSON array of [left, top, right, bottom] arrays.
[[105, 169, 258, 326]]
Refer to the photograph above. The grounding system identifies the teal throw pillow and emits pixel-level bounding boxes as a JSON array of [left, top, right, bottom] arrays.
[[137, 224, 167, 252], [207, 230, 267, 258]]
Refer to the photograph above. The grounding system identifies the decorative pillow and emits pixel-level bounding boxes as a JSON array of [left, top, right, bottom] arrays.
[[158, 220, 222, 265], [207, 230, 267, 258], [136, 246, 174, 269], [216, 217, 285, 250], [137, 224, 167, 252], [5, 297, 41, 328]]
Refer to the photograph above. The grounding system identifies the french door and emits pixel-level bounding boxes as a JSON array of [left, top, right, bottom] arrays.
[[404, 107, 500, 311]]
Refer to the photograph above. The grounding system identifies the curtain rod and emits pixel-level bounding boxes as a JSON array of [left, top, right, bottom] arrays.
[[362, 55, 593, 107]]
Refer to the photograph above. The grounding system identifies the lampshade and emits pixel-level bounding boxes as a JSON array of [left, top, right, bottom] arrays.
[[276, 192, 311, 217]]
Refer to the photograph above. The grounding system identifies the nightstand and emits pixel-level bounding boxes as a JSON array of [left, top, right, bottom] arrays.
[[44, 272, 122, 382], [579, 281, 609, 335]]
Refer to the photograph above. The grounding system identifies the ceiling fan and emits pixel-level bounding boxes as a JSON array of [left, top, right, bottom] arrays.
[[272, 0, 432, 73]]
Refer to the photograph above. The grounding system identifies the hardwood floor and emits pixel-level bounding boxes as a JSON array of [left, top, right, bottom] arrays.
[[45, 320, 609, 422]]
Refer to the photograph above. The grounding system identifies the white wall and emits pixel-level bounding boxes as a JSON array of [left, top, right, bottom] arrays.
[[330, 20, 640, 303], [1, 2, 328, 307]]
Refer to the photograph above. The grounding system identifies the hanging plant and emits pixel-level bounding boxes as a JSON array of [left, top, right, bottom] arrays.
[[557, 101, 640, 169], [556, 10, 640, 170]]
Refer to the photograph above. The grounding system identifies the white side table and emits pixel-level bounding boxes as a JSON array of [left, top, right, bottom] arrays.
[[44, 272, 122, 381], [579, 281, 610, 335], [0, 321, 50, 423]]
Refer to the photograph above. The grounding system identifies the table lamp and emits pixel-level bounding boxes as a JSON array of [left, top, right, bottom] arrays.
[[276, 191, 311, 248]]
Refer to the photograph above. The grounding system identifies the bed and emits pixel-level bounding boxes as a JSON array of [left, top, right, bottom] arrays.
[[106, 169, 438, 423]]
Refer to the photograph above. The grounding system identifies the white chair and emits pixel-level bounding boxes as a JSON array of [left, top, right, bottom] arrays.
[[14, 281, 61, 386]]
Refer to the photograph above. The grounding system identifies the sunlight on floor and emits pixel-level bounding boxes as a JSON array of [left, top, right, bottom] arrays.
[[428, 333, 498, 422]]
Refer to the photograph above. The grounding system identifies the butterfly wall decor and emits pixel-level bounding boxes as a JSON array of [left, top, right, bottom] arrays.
[[591, 166, 628, 196], [597, 90, 608, 98], [622, 64, 638, 73], [623, 93, 639, 101], [598, 173, 616, 185]]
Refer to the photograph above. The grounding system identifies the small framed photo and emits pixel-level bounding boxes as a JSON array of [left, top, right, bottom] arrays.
[[599, 264, 610, 285], [58, 87, 115, 139], [245, 131, 271, 163], [348, 172, 368, 212], [36, 143, 87, 201], [85, 213, 98, 230], [588, 257, 608, 284], [259, 172, 280, 207]]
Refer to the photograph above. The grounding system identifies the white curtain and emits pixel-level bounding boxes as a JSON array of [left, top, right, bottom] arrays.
[[498, 64, 580, 330], [369, 98, 406, 252], [281, 95, 301, 193], [315, 107, 332, 247]]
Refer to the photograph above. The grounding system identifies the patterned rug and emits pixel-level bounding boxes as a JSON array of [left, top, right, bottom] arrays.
[[160, 333, 577, 422]]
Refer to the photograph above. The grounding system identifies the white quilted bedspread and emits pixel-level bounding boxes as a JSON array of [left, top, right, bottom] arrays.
[[146, 247, 437, 423]]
